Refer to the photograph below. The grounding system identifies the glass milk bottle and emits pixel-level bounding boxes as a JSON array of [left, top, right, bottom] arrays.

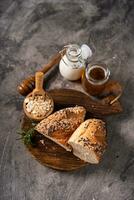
[[59, 44, 92, 81]]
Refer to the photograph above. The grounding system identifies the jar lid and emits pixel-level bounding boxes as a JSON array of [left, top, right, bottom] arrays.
[[81, 44, 92, 60]]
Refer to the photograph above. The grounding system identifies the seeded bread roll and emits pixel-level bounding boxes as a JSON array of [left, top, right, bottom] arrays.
[[68, 119, 107, 163], [35, 106, 86, 151]]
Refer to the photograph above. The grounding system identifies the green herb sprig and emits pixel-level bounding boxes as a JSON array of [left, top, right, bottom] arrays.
[[17, 127, 36, 146]]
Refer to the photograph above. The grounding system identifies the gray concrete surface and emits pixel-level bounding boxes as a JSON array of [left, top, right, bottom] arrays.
[[0, 0, 134, 200]]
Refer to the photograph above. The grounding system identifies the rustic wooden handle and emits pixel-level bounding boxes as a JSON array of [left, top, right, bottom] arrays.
[[35, 72, 44, 91], [17, 49, 66, 96], [48, 89, 123, 116], [101, 80, 123, 104], [41, 51, 64, 74]]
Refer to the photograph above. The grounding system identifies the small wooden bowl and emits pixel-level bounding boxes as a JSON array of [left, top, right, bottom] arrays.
[[23, 72, 54, 121], [23, 93, 54, 121]]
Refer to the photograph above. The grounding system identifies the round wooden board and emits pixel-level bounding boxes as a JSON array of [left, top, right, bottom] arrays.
[[20, 88, 122, 171], [21, 114, 88, 171]]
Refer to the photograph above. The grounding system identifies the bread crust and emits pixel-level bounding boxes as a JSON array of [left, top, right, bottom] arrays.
[[35, 106, 86, 151], [68, 119, 107, 163]]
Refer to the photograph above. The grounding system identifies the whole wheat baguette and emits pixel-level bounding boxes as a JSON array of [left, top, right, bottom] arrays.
[[35, 106, 86, 151], [68, 119, 107, 163]]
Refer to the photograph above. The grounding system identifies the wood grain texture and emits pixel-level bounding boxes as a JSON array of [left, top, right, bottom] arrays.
[[0, 0, 134, 200], [49, 88, 123, 116]]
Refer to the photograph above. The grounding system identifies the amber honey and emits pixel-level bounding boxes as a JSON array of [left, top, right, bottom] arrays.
[[82, 64, 110, 96]]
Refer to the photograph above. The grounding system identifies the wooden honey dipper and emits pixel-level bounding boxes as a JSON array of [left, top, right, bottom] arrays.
[[17, 49, 66, 96]]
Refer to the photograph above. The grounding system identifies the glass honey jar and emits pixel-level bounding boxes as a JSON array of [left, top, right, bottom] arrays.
[[81, 63, 110, 96]]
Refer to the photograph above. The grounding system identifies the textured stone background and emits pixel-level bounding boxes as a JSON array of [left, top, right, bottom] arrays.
[[0, 0, 134, 200]]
